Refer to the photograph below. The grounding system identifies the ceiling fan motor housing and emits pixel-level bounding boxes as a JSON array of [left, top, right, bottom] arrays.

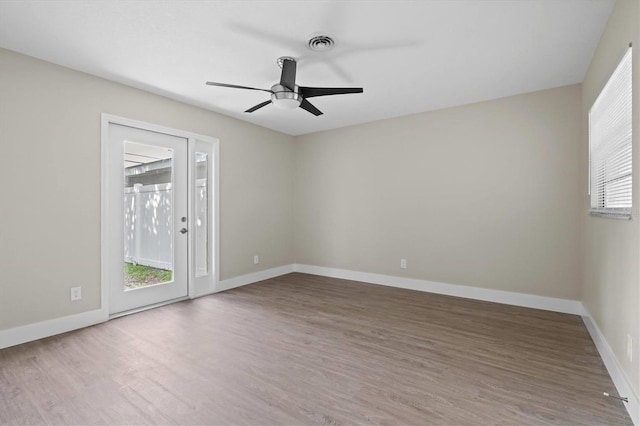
[[270, 84, 301, 109]]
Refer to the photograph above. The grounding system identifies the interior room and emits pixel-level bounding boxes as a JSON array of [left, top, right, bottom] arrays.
[[0, 1, 638, 424]]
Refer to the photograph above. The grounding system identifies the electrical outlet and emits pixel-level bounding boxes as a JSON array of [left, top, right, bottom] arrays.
[[70, 286, 82, 301], [400, 259, 407, 269], [627, 334, 633, 361], [254, 255, 260, 265]]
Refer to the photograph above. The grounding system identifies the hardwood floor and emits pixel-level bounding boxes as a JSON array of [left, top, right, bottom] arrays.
[[0, 273, 632, 425]]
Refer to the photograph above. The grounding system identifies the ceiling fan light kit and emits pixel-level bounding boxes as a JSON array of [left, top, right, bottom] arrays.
[[206, 55, 362, 116], [270, 84, 302, 109]]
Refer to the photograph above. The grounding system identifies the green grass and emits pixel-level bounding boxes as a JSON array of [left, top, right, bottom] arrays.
[[124, 262, 172, 287]]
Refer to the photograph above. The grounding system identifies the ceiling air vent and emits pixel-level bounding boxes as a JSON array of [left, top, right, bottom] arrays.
[[307, 35, 335, 52]]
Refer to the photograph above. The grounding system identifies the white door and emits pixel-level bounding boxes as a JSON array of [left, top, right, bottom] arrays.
[[108, 123, 188, 314]]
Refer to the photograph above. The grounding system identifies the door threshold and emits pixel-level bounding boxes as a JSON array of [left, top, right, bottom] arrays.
[[109, 296, 189, 320]]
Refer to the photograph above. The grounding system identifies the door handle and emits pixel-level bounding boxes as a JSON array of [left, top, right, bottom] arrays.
[[180, 228, 188, 234]]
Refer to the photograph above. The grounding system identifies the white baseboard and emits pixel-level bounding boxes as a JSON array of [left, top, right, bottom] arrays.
[[0, 308, 107, 350], [581, 306, 639, 425], [293, 264, 582, 315], [218, 264, 295, 292], [0, 265, 294, 350]]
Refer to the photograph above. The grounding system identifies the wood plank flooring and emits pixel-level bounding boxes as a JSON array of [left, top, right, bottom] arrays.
[[0, 273, 632, 425]]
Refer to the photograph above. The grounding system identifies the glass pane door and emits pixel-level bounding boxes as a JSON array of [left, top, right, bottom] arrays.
[[107, 122, 188, 315]]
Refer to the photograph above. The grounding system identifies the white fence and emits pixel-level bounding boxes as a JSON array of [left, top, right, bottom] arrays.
[[124, 180, 208, 273], [124, 183, 173, 270], [194, 179, 208, 276]]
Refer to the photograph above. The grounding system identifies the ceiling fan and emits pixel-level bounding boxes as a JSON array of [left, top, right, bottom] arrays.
[[205, 57, 363, 116]]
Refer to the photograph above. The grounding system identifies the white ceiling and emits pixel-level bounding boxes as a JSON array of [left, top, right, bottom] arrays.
[[0, 0, 614, 136]]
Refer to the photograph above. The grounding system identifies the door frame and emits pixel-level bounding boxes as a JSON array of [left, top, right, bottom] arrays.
[[101, 114, 220, 318]]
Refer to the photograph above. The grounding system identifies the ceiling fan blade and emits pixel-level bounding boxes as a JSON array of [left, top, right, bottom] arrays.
[[229, 23, 296, 50], [299, 87, 363, 98], [245, 100, 272, 113], [280, 59, 297, 91], [297, 55, 354, 83], [299, 99, 323, 116], [206, 81, 272, 93]]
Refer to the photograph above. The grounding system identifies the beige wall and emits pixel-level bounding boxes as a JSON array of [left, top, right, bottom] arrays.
[[581, 0, 640, 397], [295, 85, 582, 299], [0, 48, 295, 330]]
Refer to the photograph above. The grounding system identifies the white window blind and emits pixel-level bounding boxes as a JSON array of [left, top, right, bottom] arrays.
[[589, 47, 632, 219]]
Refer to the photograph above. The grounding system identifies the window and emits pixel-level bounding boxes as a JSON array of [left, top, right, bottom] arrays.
[[589, 47, 632, 219]]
